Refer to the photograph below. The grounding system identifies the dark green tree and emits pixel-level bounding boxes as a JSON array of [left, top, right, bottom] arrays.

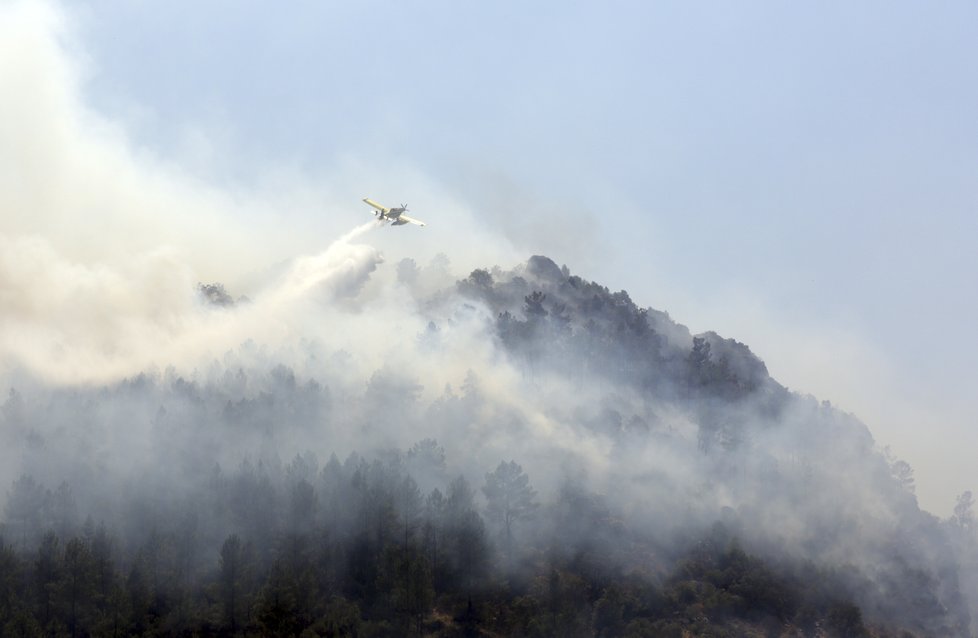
[[254, 562, 304, 637], [483, 461, 538, 566], [60, 537, 95, 637], [0, 538, 28, 631], [421, 489, 445, 590], [825, 601, 868, 637], [33, 532, 62, 631], [440, 477, 491, 593], [382, 544, 433, 634], [454, 510, 489, 592], [218, 534, 252, 635]]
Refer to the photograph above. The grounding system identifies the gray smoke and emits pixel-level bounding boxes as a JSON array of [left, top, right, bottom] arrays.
[[2, 3, 977, 635]]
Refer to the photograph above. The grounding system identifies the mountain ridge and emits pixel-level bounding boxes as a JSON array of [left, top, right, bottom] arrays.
[[0, 253, 974, 636]]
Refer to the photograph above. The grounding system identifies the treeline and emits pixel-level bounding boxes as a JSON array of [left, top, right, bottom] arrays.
[[1, 440, 888, 637]]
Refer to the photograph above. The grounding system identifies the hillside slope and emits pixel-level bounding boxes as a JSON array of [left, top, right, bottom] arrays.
[[0, 254, 974, 637]]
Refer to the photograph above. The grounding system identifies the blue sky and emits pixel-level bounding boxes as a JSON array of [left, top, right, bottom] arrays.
[[13, 0, 978, 512]]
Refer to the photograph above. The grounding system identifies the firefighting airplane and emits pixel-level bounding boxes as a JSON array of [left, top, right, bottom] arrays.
[[362, 198, 426, 227]]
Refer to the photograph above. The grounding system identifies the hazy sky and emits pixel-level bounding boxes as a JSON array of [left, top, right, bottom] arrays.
[[6, 0, 977, 513]]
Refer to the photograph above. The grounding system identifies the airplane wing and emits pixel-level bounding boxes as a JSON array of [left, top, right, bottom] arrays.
[[362, 198, 389, 214], [399, 214, 426, 227]]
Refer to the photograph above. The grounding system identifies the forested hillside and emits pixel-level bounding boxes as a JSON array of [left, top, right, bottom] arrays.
[[1, 255, 976, 637]]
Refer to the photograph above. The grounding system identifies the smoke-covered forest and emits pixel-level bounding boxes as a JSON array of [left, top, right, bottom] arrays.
[[2, 254, 978, 637]]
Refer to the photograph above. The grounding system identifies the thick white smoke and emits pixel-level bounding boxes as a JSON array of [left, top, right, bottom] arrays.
[[0, 0, 525, 389], [0, 0, 605, 491], [0, 2, 417, 386]]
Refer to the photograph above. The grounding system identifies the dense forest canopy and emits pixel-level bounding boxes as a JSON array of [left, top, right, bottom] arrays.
[[2, 254, 977, 637]]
